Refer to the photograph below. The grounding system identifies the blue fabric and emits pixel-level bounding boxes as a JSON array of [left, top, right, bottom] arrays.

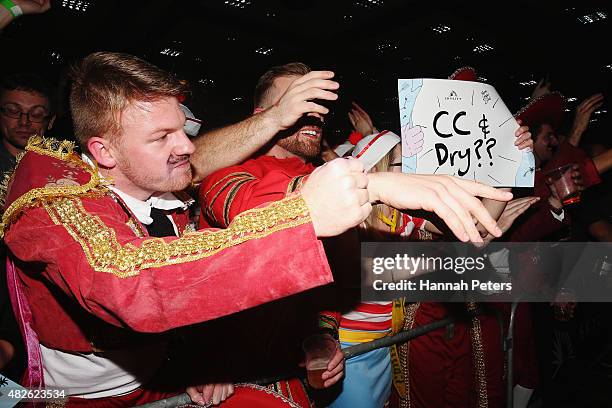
[[328, 342, 392, 408]]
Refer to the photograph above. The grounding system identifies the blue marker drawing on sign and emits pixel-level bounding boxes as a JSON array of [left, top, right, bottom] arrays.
[[515, 150, 536, 187], [398, 78, 424, 173], [0, 374, 25, 407]]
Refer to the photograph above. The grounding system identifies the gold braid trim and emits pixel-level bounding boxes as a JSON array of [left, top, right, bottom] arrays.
[[26, 134, 77, 161], [238, 383, 303, 408], [286, 176, 301, 195], [204, 172, 256, 226], [397, 302, 420, 408], [286, 175, 308, 195], [467, 301, 488, 408], [222, 178, 255, 227], [0, 150, 25, 211], [0, 136, 109, 238], [43, 194, 311, 277]]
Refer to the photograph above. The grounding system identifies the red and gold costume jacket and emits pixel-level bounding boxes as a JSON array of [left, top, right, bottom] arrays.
[[0, 137, 332, 354], [199, 155, 314, 229]]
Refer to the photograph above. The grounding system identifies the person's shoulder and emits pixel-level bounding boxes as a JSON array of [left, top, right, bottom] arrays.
[[199, 156, 273, 191], [1, 136, 110, 235]]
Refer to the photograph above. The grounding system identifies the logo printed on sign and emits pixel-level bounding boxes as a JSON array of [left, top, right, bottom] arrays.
[[445, 90, 462, 101]]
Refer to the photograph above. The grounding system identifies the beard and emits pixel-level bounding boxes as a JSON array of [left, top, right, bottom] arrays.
[[276, 135, 321, 160], [275, 115, 324, 160], [115, 153, 192, 194]]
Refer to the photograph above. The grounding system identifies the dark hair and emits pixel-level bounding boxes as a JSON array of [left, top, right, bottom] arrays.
[[0, 73, 55, 112], [253, 62, 311, 107], [69, 52, 189, 146], [530, 122, 546, 141]]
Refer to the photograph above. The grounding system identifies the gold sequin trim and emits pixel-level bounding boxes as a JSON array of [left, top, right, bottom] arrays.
[[43, 194, 310, 277], [1, 137, 109, 238]]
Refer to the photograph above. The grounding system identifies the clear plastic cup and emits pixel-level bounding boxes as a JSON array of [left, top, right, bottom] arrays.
[[552, 288, 576, 321], [544, 163, 581, 205], [302, 334, 337, 389]]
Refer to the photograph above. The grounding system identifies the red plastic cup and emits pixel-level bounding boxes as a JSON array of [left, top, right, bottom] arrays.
[[545, 163, 581, 205], [302, 334, 337, 389]]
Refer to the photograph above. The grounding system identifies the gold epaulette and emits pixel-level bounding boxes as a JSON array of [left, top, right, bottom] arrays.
[[0, 136, 109, 238]]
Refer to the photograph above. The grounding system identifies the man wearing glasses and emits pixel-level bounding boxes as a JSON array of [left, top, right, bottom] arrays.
[[0, 73, 55, 174]]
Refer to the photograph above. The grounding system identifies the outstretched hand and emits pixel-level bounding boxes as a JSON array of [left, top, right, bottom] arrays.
[[482, 196, 540, 243], [368, 173, 513, 243]]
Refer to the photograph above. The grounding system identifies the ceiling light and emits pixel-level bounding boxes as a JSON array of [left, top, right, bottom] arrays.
[[432, 24, 451, 34], [61, 0, 90, 12], [48, 51, 62, 65], [519, 80, 537, 86], [356, 0, 384, 8], [376, 41, 399, 53], [577, 11, 607, 24], [160, 48, 182, 57], [473, 44, 494, 53], [567, 97, 577, 102], [255, 47, 273, 56], [198, 79, 215, 86], [224, 0, 251, 9]]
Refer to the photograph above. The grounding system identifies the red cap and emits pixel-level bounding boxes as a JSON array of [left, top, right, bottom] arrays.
[[448, 66, 478, 82], [515, 92, 565, 130]]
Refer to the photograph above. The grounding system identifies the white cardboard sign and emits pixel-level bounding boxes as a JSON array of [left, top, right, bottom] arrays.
[[398, 78, 535, 187]]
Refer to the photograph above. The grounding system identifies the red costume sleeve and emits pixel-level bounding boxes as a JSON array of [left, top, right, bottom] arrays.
[[199, 159, 309, 228], [200, 158, 344, 333], [509, 141, 599, 242], [507, 199, 571, 242], [4, 194, 332, 333]]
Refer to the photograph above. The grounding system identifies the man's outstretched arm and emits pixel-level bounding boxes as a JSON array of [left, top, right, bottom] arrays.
[[365, 171, 512, 243], [191, 70, 339, 181]]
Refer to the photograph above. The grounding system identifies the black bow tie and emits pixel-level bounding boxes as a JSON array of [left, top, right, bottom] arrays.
[[145, 207, 177, 237]]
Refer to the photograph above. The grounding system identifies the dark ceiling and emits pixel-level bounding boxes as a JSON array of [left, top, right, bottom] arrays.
[[2, 0, 610, 146]]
